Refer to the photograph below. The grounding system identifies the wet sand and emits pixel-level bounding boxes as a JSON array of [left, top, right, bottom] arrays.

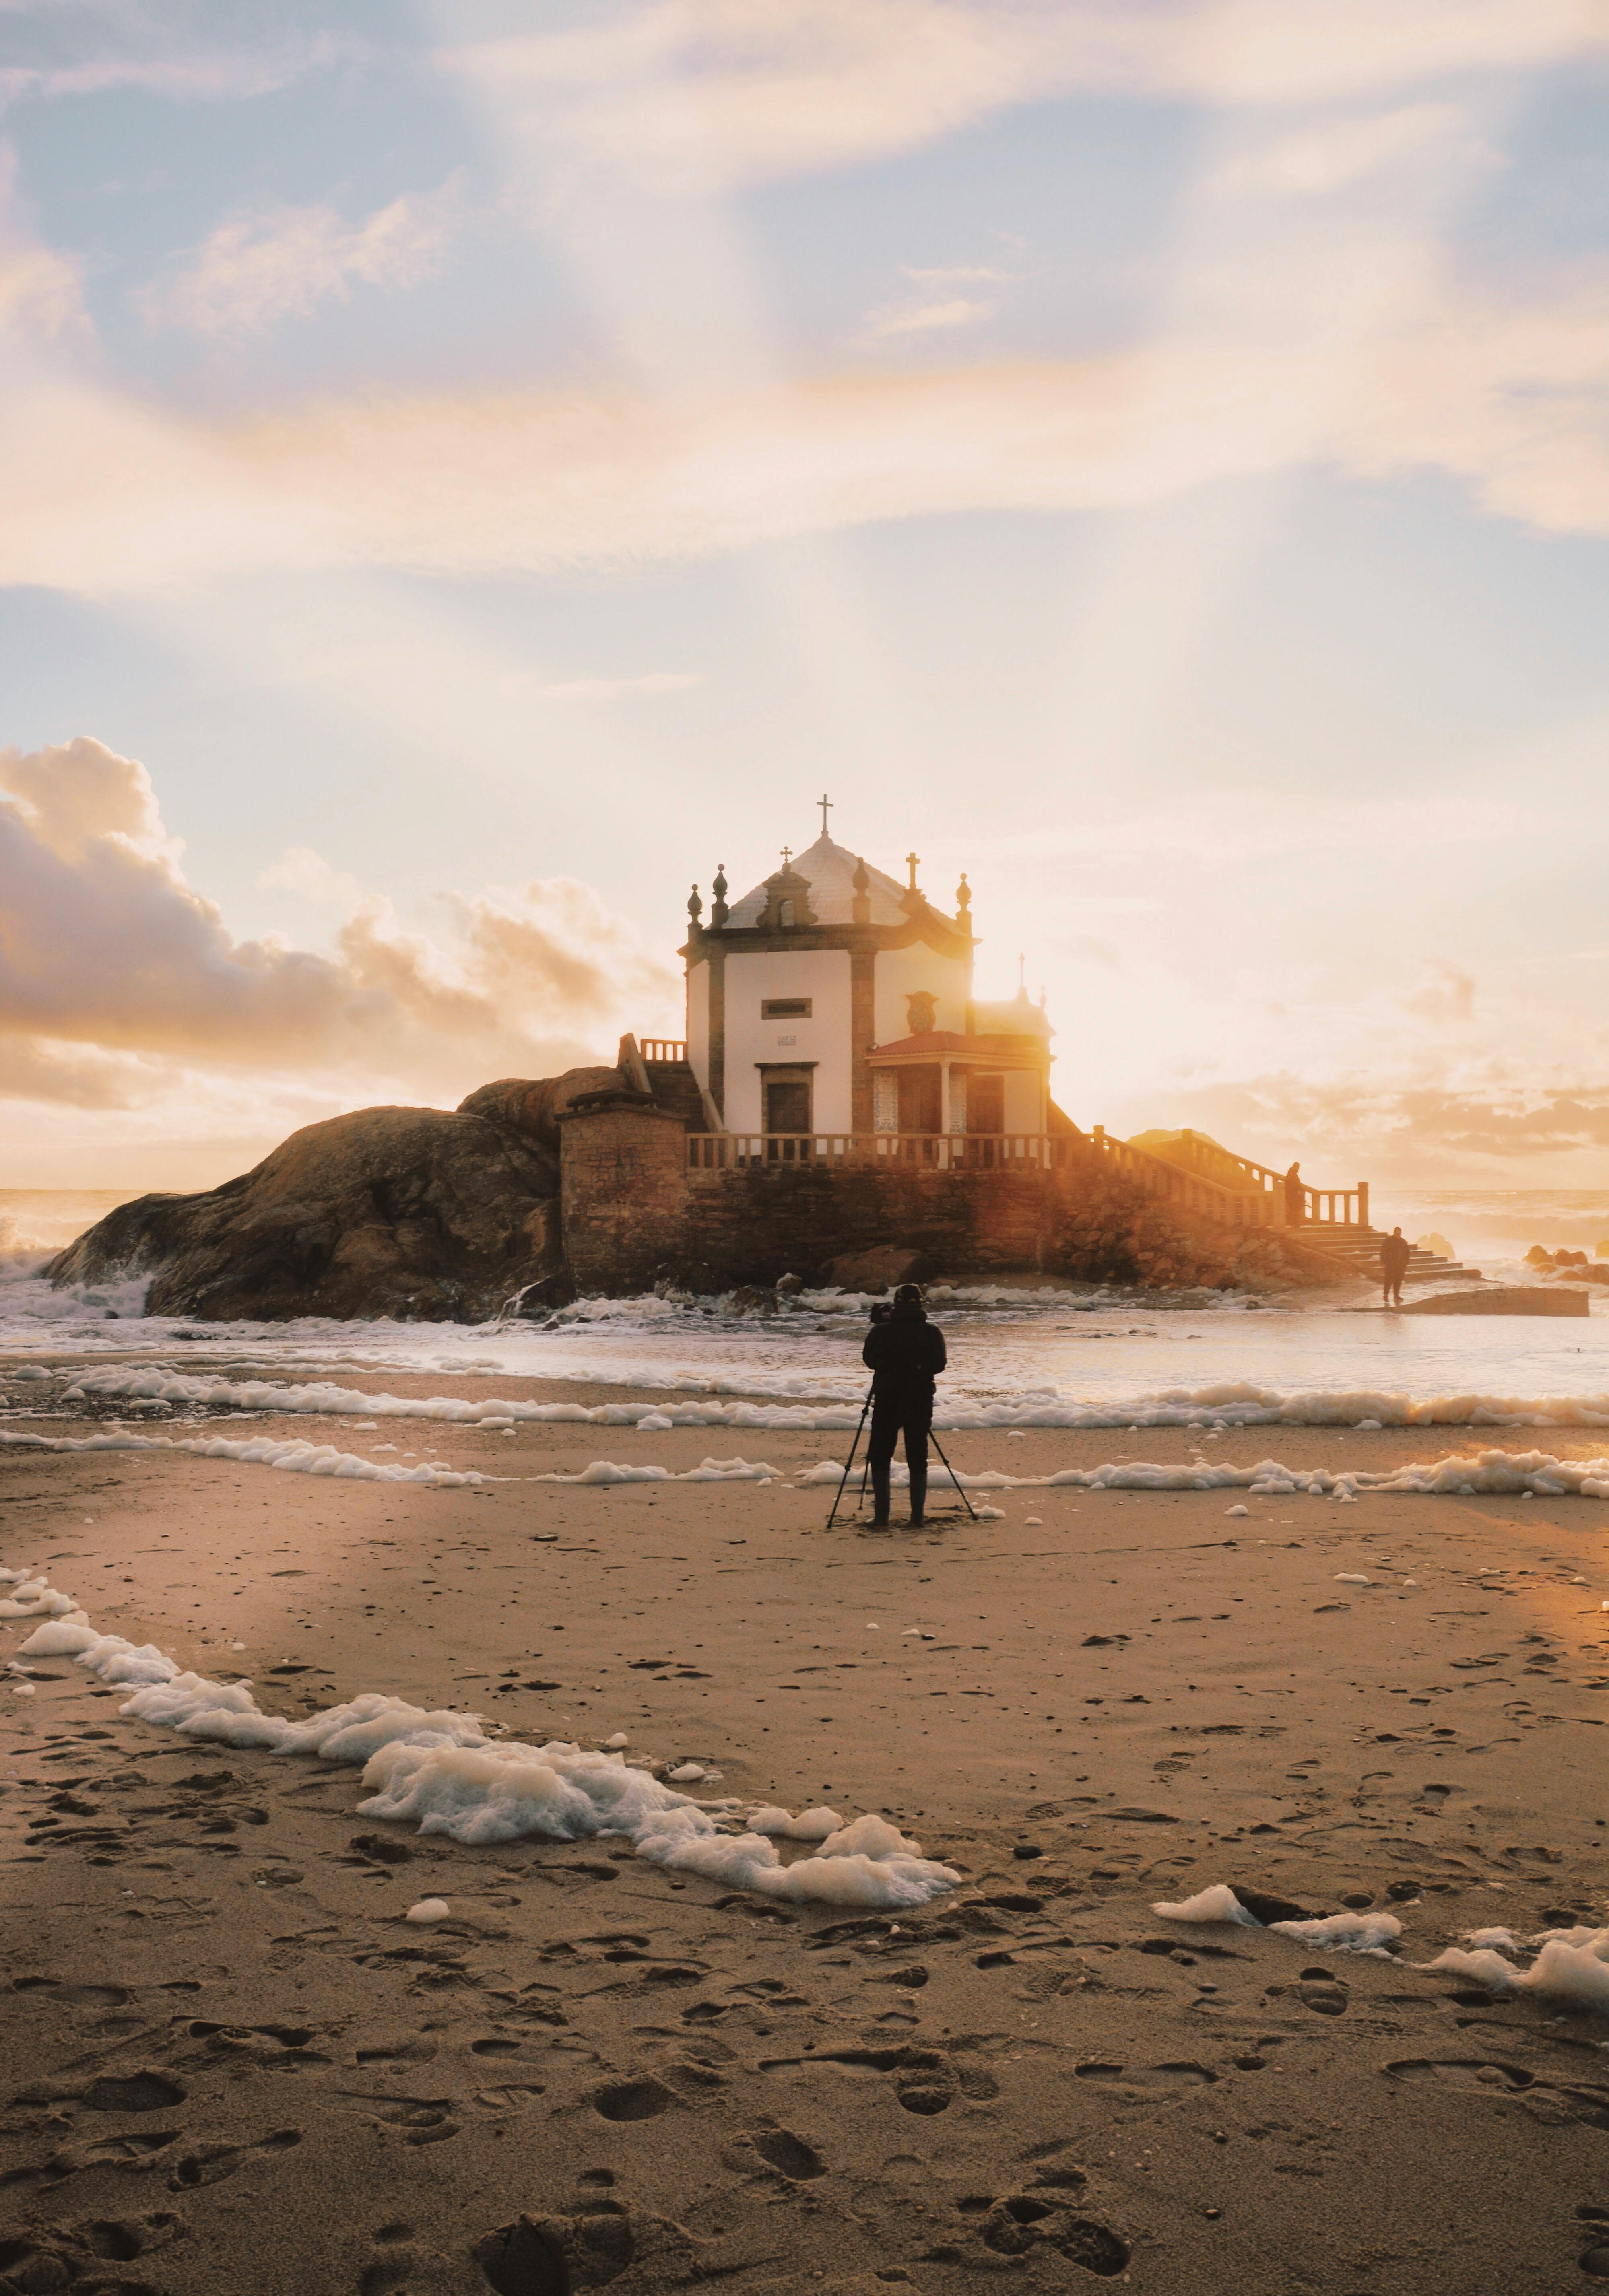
[[3, 1370, 1608, 2294]]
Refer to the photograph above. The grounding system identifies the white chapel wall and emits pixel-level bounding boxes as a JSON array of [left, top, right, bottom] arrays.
[[872, 945, 971, 1046], [724, 948, 853, 1131], [685, 958, 710, 1095], [1002, 1068, 1046, 1134]]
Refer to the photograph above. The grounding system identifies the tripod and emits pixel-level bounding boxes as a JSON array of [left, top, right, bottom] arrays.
[[825, 1387, 873, 1529], [928, 1424, 978, 1521], [825, 1389, 980, 1527]]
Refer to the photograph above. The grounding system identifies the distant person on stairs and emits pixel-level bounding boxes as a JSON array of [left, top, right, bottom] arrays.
[[1381, 1226, 1411, 1307], [862, 1283, 947, 1528], [1283, 1161, 1305, 1225]]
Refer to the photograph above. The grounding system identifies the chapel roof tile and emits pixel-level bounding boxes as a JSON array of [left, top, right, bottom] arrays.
[[725, 834, 916, 929]]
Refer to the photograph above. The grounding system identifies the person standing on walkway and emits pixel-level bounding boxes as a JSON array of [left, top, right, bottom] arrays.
[[862, 1283, 947, 1528], [1283, 1161, 1305, 1225], [1380, 1225, 1411, 1307]]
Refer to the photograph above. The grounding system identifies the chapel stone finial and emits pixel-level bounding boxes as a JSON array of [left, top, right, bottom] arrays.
[[710, 862, 728, 930], [851, 855, 871, 926], [955, 871, 971, 918], [687, 883, 703, 927]]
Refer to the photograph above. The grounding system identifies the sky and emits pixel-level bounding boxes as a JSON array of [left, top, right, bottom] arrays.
[[1, 0, 1608, 1194]]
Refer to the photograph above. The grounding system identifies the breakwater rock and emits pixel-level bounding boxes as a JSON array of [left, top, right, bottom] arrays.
[[48, 1067, 619, 1321]]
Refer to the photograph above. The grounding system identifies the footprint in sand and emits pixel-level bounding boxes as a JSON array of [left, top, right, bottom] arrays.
[[949, 2190, 1132, 2276], [350, 1831, 415, 1865], [363, 2098, 460, 2147], [0, 2207, 184, 2294], [77, 2209, 185, 2262], [1296, 1969, 1351, 2017], [356, 2221, 417, 2295], [1073, 2061, 1219, 2091], [12, 1977, 132, 2012], [168, 2127, 302, 2188], [1580, 2208, 1609, 2279], [83, 2072, 187, 2115], [474, 2216, 572, 2296], [78, 2131, 183, 2171], [1385, 2059, 1609, 2132], [356, 2222, 474, 2295], [472, 2083, 547, 2111], [355, 2036, 438, 2067], [476, 2208, 713, 2296], [589, 2077, 677, 2123], [1382, 2058, 1537, 2094], [746, 2126, 826, 2180]]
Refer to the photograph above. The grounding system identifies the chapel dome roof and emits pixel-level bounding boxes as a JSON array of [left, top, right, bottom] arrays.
[[725, 834, 916, 929]]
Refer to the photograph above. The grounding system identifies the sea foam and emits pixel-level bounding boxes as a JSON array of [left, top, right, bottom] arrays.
[[9, 1576, 957, 1913]]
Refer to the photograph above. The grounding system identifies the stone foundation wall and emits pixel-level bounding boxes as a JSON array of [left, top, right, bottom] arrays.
[[555, 1105, 1272, 1295], [557, 1103, 690, 1295], [676, 1162, 1066, 1286]]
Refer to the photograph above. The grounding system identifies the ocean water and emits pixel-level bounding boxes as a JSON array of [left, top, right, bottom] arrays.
[[0, 1190, 139, 1255], [1384, 1187, 1609, 1264], [3, 1186, 1608, 1416]]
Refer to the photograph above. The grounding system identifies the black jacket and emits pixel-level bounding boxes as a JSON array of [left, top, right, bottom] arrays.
[[863, 1303, 947, 1394]]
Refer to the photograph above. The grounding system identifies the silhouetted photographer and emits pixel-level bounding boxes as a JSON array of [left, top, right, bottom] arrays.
[[862, 1282, 946, 1528]]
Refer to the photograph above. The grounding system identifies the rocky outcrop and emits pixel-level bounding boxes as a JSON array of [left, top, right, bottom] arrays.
[[456, 1068, 625, 1152], [47, 1068, 621, 1323], [819, 1246, 934, 1293]]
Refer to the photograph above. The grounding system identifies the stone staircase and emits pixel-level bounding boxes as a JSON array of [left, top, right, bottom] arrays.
[[1293, 1222, 1480, 1285], [644, 1056, 706, 1129]]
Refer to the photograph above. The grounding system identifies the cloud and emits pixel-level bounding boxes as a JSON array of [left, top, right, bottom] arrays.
[[514, 671, 705, 700], [1166, 1074, 1609, 1177], [136, 175, 466, 337], [1212, 103, 1499, 198], [1397, 957, 1475, 1026], [1057, 933, 1120, 969], [440, 0, 1609, 198], [0, 144, 86, 340], [991, 791, 1529, 870], [0, 738, 680, 1111], [902, 264, 1016, 287], [0, 1034, 159, 1113], [865, 294, 998, 338], [6, 247, 1609, 594], [0, 31, 353, 112], [260, 845, 364, 908]]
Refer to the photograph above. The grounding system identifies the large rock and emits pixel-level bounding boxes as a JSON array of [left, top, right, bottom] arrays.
[[456, 1068, 624, 1152], [1398, 1287, 1588, 1317], [47, 1072, 619, 1322], [819, 1245, 934, 1294]]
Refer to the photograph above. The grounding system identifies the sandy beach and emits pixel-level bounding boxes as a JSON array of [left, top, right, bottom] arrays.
[[3, 1364, 1608, 2294]]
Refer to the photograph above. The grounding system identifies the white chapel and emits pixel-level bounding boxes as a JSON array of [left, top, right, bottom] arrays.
[[680, 810, 1054, 1140]]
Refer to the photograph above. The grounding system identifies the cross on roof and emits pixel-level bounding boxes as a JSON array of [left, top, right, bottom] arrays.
[[818, 791, 832, 837], [906, 850, 920, 890], [780, 845, 792, 868]]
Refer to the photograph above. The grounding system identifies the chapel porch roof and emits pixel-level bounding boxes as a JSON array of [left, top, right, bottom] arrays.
[[870, 1031, 1051, 1068]]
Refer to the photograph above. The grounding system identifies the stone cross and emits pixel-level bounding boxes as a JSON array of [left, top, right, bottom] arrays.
[[818, 791, 832, 837], [780, 845, 793, 868], [906, 851, 920, 890]]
